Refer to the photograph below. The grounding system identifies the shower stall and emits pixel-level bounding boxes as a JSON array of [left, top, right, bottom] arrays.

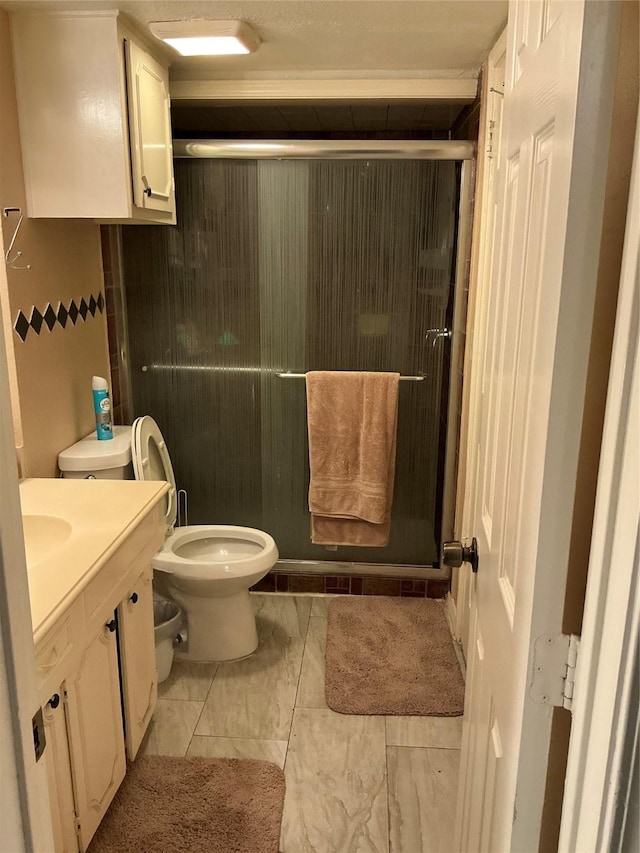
[[120, 140, 473, 577]]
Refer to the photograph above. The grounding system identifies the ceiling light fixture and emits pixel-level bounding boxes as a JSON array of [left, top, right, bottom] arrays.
[[149, 20, 260, 57]]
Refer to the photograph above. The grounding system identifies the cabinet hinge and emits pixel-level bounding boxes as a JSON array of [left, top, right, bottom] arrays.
[[530, 633, 581, 712], [32, 706, 46, 762], [486, 119, 496, 157]]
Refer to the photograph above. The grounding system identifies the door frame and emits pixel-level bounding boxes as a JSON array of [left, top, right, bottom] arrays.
[[558, 105, 640, 853], [0, 228, 54, 850]]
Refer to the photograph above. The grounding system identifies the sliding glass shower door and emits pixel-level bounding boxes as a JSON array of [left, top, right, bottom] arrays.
[[122, 155, 459, 566]]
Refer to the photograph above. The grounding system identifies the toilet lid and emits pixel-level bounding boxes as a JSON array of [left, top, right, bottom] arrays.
[[131, 416, 177, 531]]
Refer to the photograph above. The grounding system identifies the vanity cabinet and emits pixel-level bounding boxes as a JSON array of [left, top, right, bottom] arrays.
[[42, 687, 77, 853], [117, 568, 158, 760], [11, 11, 175, 224], [64, 618, 126, 850], [34, 506, 165, 852]]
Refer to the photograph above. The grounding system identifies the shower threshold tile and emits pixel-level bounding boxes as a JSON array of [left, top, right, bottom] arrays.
[[387, 746, 460, 853], [385, 715, 463, 749], [281, 708, 388, 853], [194, 636, 305, 741], [140, 699, 204, 757], [186, 735, 288, 769]]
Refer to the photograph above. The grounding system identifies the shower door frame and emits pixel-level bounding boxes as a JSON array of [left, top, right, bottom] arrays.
[[173, 139, 475, 579]]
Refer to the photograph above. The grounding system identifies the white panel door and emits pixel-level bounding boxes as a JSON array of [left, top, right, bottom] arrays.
[[455, 1, 621, 850], [457, 31, 506, 660]]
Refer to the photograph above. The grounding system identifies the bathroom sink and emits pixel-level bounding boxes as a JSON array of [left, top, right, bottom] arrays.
[[22, 514, 73, 570]]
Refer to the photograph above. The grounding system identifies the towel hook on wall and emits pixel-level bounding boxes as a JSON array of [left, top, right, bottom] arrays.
[[3, 207, 31, 270]]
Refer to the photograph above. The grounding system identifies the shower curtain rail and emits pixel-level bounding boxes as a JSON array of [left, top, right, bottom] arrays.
[[276, 372, 425, 381]]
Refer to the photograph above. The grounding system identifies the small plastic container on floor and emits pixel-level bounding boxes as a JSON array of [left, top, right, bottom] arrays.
[[154, 598, 183, 683]]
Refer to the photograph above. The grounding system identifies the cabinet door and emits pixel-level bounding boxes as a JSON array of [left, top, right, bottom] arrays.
[[65, 619, 125, 851], [118, 567, 158, 760], [125, 37, 174, 213], [43, 687, 78, 853]]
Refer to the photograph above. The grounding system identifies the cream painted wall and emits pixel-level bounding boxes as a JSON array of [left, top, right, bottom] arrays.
[[0, 10, 110, 478]]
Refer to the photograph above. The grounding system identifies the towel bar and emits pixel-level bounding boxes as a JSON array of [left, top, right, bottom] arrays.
[[276, 372, 425, 381]]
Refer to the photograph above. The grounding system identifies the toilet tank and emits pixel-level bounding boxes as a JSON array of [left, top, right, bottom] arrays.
[[58, 426, 134, 479]]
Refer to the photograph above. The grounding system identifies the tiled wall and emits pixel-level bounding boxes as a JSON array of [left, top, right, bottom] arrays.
[[100, 226, 131, 426], [252, 572, 450, 599]]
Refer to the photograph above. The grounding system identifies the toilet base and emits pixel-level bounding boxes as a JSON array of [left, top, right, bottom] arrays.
[[167, 587, 259, 662]]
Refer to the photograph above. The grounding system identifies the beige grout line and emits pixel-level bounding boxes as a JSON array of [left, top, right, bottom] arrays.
[[385, 715, 392, 853], [188, 734, 288, 743], [283, 597, 314, 771], [178, 666, 220, 754], [386, 744, 463, 752]]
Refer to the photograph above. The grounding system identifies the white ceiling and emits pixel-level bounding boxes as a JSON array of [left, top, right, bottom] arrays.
[[4, 1, 507, 81]]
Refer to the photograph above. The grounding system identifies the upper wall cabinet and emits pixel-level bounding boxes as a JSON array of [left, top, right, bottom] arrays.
[[11, 11, 176, 224]]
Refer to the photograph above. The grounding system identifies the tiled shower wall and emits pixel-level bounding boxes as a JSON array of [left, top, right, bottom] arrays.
[[100, 226, 131, 426]]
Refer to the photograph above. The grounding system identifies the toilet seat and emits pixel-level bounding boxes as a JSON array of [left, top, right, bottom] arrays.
[[153, 524, 278, 582], [131, 416, 177, 532]]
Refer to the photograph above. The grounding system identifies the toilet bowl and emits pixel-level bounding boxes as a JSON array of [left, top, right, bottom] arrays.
[[153, 524, 277, 661], [58, 417, 279, 663], [130, 415, 278, 662]]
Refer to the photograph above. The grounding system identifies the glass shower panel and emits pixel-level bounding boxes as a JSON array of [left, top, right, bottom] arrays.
[[123, 157, 458, 566]]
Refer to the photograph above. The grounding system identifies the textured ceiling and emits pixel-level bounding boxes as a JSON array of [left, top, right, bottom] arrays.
[[171, 101, 468, 135], [4, 1, 507, 80]]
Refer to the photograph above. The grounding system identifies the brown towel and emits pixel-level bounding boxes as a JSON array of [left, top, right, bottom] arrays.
[[306, 371, 399, 547]]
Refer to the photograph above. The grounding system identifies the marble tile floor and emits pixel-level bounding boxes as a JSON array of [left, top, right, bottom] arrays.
[[140, 593, 464, 853]]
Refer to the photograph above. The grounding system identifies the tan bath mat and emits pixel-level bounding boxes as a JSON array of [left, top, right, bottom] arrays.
[[325, 596, 465, 715], [88, 756, 285, 853]]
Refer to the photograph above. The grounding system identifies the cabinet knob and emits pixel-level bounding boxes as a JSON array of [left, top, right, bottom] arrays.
[[144, 187, 152, 197], [48, 693, 60, 709], [129, 592, 139, 604], [105, 618, 117, 633]]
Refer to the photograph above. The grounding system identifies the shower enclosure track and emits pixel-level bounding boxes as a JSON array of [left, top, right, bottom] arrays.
[[173, 139, 475, 161]]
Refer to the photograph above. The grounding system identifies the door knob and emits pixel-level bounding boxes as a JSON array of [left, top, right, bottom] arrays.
[[105, 618, 117, 633], [442, 537, 479, 573]]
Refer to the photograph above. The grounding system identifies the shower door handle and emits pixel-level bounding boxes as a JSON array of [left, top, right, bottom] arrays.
[[442, 538, 479, 573], [425, 328, 451, 347]]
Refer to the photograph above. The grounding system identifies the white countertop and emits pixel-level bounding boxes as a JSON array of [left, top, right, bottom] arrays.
[[20, 478, 169, 639]]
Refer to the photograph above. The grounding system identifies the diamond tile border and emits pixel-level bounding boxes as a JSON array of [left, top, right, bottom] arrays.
[[13, 293, 105, 342]]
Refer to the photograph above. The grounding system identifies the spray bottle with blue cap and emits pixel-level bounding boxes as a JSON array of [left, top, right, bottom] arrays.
[[92, 376, 113, 440]]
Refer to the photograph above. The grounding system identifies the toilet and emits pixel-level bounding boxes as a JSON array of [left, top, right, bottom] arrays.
[[58, 418, 278, 661]]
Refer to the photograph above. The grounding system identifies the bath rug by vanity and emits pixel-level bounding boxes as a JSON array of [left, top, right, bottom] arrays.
[[325, 596, 464, 715], [88, 755, 285, 853]]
